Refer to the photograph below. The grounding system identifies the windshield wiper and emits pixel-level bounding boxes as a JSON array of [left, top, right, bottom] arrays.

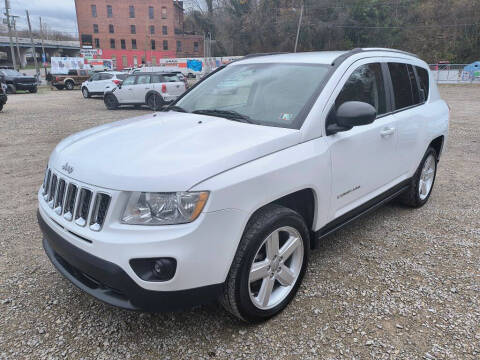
[[192, 109, 254, 124], [163, 105, 187, 113]]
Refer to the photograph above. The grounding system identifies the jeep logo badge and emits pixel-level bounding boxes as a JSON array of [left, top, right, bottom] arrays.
[[62, 162, 74, 174]]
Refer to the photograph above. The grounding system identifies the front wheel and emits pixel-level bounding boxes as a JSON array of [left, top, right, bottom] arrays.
[[104, 94, 119, 110], [29, 86, 37, 93], [6, 84, 16, 94], [398, 147, 438, 208], [147, 93, 165, 111], [82, 87, 90, 98], [221, 204, 310, 323]]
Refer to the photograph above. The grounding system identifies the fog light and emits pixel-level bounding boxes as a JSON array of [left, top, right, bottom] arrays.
[[130, 258, 177, 282]]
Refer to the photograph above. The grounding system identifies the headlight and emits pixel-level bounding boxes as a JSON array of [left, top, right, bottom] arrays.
[[122, 191, 209, 225]]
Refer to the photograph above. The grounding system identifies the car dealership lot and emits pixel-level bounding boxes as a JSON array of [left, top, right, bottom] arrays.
[[0, 87, 479, 359]]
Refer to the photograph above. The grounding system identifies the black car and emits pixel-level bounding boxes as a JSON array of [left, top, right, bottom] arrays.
[[0, 80, 7, 111], [0, 69, 37, 94]]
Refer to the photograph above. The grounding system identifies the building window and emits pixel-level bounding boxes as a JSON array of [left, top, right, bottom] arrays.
[[111, 55, 116, 66], [91, 5, 97, 17], [141, 56, 146, 65], [122, 55, 128, 67], [81, 34, 93, 47], [110, 39, 115, 49], [130, 25, 136, 34], [121, 39, 126, 49], [163, 40, 168, 50], [133, 56, 138, 66], [152, 56, 156, 65], [129, 5, 135, 18], [151, 40, 156, 50], [107, 5, 113, 18], [162, 26, 168, 35], [161, 7, 167, 19], [132, 39, 137, 49], [93, 24, 99, 33], [194, 42, 199, 52], [94, 38, 100, 48], [176, 41, 182, 52], [149, 6, 154, 19], [150, 25, 155, 34], [109, 24, 114, 33]]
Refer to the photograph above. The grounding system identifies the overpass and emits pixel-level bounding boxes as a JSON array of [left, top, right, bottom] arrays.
[[0, 36, 80, 67]]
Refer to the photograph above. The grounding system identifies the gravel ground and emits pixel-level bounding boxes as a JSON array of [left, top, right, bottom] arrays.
[[0, 86, 479, 359]]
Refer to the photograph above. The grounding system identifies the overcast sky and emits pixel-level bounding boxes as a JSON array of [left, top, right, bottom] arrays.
[[6, 0, 196, 36]]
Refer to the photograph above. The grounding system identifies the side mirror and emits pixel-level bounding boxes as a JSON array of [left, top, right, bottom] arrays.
[[327, 101, 376, 135]]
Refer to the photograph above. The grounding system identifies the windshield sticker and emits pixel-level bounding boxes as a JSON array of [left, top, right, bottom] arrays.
[[279, 113, 294, 121]]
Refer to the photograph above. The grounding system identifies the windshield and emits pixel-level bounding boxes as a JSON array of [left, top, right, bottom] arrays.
[[1, 69, 22, 76], [175, 63, 331, 129]]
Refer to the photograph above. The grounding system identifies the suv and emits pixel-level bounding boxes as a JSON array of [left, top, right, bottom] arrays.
[[0, 69, 37, 94], [103, 72, 186, 110], [81, 72, 128, 98], [37, 49, 449, 323]]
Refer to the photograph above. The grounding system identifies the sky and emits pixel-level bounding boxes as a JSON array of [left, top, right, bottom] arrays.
[[5, 0, 196, 37]]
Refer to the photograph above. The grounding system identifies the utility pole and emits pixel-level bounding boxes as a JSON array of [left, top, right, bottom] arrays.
[[4, 0, 17, 70], [294, 2, 304, 53], [26, 10, 40, 80], [39, 17, 47, 77], [11, 15, 22, 69]]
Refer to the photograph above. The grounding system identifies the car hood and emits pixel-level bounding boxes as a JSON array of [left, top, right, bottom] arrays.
[[50, 112, 301, 192]]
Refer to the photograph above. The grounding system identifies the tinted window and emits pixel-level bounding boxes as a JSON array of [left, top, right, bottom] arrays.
[[416, 66, 429, 102], [407, 65, 420, 104], [100, 73, 113, 80], [117, 74, 128, 81], [136, 75, 151, 84], [151, 75, 163, 83], [336, 63, 387, 116], [122, 76, 135, 86], [388, 63, 417, 110], [91, 73, 101, 81]]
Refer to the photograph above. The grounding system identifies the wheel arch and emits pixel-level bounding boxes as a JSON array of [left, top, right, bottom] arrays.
[[144, 90, 162, 103], [429, 135, 444, 160]]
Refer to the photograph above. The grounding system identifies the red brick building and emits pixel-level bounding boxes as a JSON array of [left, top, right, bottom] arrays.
[[74, 0, 204, 69]]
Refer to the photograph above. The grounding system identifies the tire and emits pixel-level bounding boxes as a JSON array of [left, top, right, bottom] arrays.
[[54, 85, 65, 90], [398, 147, 438, 208], [29, 86, 37, 94], [65, 81, 75, 90], [6, 84, 16, 94], [82, 87, 90, 98], [0, 104, 3, 111], [221, 204, 310, 323], [146, 93, 165, 111], [104, 94, 119, 110]]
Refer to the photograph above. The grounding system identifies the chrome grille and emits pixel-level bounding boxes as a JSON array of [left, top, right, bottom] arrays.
[[41, 168, 111, 232]]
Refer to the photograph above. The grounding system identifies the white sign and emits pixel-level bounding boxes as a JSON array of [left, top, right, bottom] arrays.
[[80, 48, 98, 57], [51, 57, 89, 75]]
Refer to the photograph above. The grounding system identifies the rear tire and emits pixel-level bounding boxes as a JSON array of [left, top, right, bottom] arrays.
[[0, 104, 3, 111], [398, 147, 438, 208], [221, 204, 310, 323], [147, 93, 165, 111], [29, 86, 37, 94], [54, 85, 65, 90], [65, 81, 74, 90], [82, 87, 90, 98], [104, 94, 119, 110]]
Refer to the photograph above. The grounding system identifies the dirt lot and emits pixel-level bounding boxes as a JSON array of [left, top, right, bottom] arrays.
[[0, 87, 479, 359]]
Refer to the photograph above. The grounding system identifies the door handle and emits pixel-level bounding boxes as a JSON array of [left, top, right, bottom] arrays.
[[380, 127, 395, 137]]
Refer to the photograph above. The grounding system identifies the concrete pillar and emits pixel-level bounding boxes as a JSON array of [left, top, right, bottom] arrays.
[[18, 47, 28, 68]]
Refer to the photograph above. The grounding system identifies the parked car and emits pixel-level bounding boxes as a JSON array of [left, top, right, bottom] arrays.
[[51, 70, 92, 90], [103, 72, 186, 110], [81, 72, 129, 98], [0, 80, 7, 111], [0, 69, 37, 94], [37, 49, 449, 323]]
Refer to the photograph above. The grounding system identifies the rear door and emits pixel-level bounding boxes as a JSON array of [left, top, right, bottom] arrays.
[[388, 63, 428, 177], [98, 73, 114, 92], [87, 73, 101, 92], [327, 61, 400, 218], [114, 75, 136, 103], [132, 74, 152, 103]]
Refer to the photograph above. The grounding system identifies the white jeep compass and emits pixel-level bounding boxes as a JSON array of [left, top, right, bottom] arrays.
[[38, 49, 449, 322]]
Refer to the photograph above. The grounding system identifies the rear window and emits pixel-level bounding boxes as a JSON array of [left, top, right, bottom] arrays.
[[388, 63, 417, 110], [117, 74, 128, 80], [415, 66, 429, 102], [163, 74, 181, 82]]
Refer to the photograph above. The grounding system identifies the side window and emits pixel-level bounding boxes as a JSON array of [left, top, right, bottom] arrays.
[[415, 66, 430, 102], [407, 64, 420, 104], [136, 75, 151, 84], [122, 76, 136, 86], [100, 73, 113, 80], [91, 73, 101, 81], [388, 63, 416, 110], [335, 63, 387, 116], [151, 75, 163, 83]]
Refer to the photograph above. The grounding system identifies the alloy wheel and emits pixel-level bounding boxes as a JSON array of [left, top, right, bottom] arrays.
[[419, 154, 436, 200]]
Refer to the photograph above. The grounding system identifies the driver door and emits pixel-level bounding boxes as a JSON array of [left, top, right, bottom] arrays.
[[326, 61, 400, 219]]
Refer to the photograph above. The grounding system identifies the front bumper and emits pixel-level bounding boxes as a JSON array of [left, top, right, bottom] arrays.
[[38, 210, 224, 311], [14, 82, 36, 90]]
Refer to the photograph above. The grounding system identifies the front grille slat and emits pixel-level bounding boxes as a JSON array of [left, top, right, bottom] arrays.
[[89, 193, 111, 231], [42, 168, 110, 232], [74, 188, 93, 227]]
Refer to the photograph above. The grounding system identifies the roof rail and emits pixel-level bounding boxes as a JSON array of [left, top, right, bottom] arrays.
[[357, 48, 418, 58], [240, 52, 288, 60]]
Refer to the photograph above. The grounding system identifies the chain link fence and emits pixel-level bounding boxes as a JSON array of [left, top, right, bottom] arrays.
[[429, 64, 480, 84]]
